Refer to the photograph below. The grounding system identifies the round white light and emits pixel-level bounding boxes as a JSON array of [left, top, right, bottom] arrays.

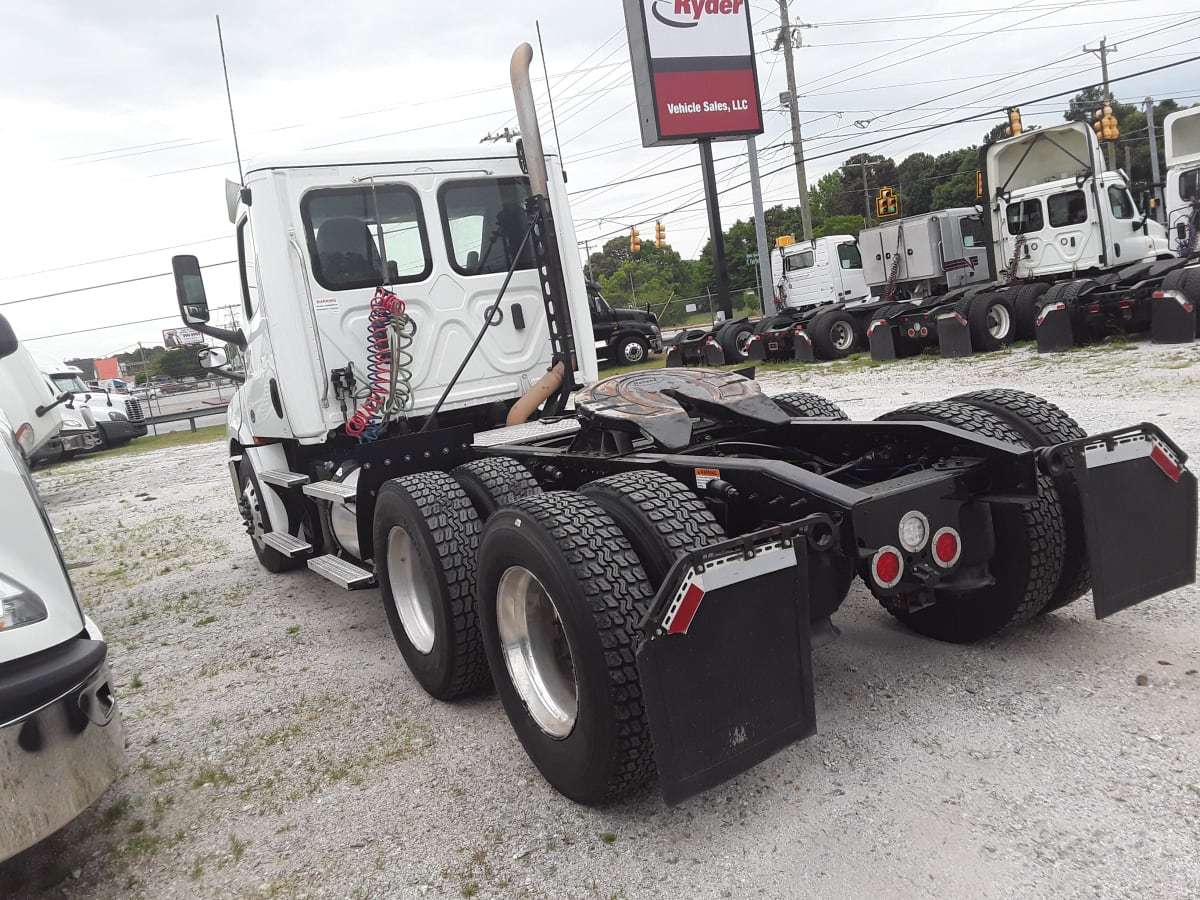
[[898, 511, 929, 552]]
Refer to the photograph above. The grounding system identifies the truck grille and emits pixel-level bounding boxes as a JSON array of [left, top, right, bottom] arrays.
[[124, 398, 145, 423]]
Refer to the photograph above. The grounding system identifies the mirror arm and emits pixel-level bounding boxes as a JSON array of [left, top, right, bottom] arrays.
[[36, 391, 73, 417], [215, 366, 245, 384], [190, 323, 247, 350]]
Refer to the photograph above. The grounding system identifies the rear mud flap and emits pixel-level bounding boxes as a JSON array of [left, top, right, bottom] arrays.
[[936, 312, 972, 358], [637, 520, 830, 806], [1151, 291, 1196, 344], [1068, 425, 1197, 617], [792, 330, 815, 362], [868, 320, 897, 361], [1036, 302, 1075, 353]]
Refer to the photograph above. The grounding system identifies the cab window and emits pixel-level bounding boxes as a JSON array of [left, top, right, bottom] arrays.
[[1107, 185, 1134, 219], [959, 216, 986, 248], [1181, 168, 1200, 202], [1006, 199, 1044, 235], [302, 184, 430, 292], [439, 178, 536, 276], [1048, 190, 1088, 228], [836, 243, 862, 269], [784, 249, 815, 271]]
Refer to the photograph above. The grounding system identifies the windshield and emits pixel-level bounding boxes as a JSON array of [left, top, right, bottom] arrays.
[[50, 375, 89, 393]]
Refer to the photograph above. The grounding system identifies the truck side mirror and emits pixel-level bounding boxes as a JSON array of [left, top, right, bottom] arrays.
[[198, 347, 228, 370], [1178, 222, 1188, 242], [0, 312, 17, 361], [172, 255, 210, 325]]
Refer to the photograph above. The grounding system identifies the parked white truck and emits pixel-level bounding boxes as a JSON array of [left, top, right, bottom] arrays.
[[0, 312, 125, 863], [1164, 104, 1200, 257], [40, 361, 148, 450], [169, 46, 1196, 806], [0, 344, 100, 465]]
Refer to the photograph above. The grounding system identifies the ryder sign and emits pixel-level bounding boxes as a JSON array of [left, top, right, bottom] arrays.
[[624, 0, 763, 146]]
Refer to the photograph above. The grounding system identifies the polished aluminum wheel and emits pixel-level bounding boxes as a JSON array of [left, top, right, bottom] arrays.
[[496, 565, 577, 738], [386, 525, 436, 654], [986, 302, 1012, 340], [830, 320, 856, 351]]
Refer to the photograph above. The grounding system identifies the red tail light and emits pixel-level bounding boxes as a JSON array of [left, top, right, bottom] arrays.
[[872, 546, 903, 588], [932, 527, 961, 567]]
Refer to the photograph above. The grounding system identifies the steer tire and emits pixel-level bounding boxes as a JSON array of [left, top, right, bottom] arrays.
[[875, 401, 1065, 642], [614, 335, 650, 366], [477, 492, 656, 805], [808, 309, 861, 359], [239, 462, 304, 574], [951, 388, 1090, 612], [1012, 283, 1050, 340], [580, 470, 725, 589], [955, 292, 1015, 351], [373, 472, 489, 701], [770, 391, 850, 420], [452, 457, 542, 520]]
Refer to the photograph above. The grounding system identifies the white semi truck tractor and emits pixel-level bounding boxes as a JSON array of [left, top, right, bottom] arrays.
[[0, 312, 125, 863], [170, 45, 1197, 806]]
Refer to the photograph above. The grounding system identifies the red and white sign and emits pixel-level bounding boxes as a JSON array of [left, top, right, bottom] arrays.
[[624, 0, 763, 146], [162, 327, 205, 349]]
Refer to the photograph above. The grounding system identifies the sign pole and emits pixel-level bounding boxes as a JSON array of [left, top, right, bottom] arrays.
[[699, 139, 733, 321]]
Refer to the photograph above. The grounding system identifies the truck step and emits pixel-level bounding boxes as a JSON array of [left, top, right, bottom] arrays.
[[307, 554, 375, 589], [260, 469, 310, 488], [261, 532, 312, 557], [302, 480, 357, 504]]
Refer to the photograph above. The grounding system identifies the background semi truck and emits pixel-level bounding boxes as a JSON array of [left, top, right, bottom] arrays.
[[40, 361, 148, 450], [0, 341, 100, 466], [170, 45, 1196, 806], [0, 312, 125, 863]]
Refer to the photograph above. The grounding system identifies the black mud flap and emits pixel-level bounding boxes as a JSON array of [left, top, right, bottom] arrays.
[[1067, 424, 1197, 617], [665, 345, 683, 367], [868, 319, 897, 360], [936, 311, 972, 358], [1036, 301, 1075, 353], [637, 520, 828, 806], [1151, 291, 1196, 344], [746, 334, 767, 361], [792, 329, 815, 362]]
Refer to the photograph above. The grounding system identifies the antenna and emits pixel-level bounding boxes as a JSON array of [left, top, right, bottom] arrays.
[[215, 15, 244, 184], [535, 21, 564, 167]]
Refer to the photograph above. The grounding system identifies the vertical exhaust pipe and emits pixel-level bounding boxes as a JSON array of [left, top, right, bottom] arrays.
[[511, 43, 548, 198]]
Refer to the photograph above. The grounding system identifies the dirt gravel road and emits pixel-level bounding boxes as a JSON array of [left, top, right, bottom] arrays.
[[4, 340, 1198, 899]]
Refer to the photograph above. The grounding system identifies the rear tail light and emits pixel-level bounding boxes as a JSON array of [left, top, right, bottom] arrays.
[[871, 546, 903, 588], [932, 527, 962, 567], [898, 511, 929, 552]]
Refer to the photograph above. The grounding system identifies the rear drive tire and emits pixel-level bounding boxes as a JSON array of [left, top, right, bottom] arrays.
[[808, 309, 861, 359], [373, 472, 489, 700], [580, 470, 724, 589], [875, 401, 1065, 642], [1012, 283, 1050, 340], [477, 492, 656, 804], [1160, 266, 1200, 337], [451, 457, 542, 519], [239, 461, 304, 574], [718, 320, 754, 361], [770, 391, 850, 420], [955, 292, 1015, 351], [951, 389, 1089, 611]]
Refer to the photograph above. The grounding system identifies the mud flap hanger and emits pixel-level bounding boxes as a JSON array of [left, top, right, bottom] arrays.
[[635, 516, 836, 806], [1050, 423, 1197, 619]]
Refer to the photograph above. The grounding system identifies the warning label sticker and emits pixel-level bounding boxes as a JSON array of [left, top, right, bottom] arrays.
[[314, 296, 339, 313], [694, 467, 721, 488]]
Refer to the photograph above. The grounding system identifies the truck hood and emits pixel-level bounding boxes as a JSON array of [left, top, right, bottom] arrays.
[[986, 121, 1102, 199], [612, 307, 658, 326], [0, 419, 85, 663]]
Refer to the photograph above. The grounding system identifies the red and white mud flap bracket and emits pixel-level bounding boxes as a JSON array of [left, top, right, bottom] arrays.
[[791, 325, 815, 362], [1036, 301, 1074, 353], [1150, 289, 1196, 345], [868, 316, 897, 361], [636, 515, 837, 806], [1056, 423, 1197, 618]]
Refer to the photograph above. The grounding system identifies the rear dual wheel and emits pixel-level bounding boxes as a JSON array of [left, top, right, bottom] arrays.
[[954, 292, 1016, 351]]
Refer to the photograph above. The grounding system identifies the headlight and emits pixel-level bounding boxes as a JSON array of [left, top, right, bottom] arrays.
[[0, 574, 48, 631], [62, 418, 84, 430], [108, 411, 127, 422]]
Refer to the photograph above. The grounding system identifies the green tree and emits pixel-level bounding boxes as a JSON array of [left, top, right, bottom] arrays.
[[153, 348, 206, 380]]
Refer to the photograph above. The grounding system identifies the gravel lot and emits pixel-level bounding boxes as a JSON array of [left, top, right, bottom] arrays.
[[5, 340, 1199, 900]]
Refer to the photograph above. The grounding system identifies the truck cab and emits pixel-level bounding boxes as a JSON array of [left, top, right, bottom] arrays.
[[984, 121, 1171, 281], [587, 282, 662, 365], [860, 209, 990, 299], [41, 363, 147, 449], [0, 312, 124, 863], [0, 341, 98, 465], [1163, 105, 1200, 254], [770, 234, 868, 311]]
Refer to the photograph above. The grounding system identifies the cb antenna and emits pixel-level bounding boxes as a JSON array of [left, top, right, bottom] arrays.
[[216, 14, 244, 184], [535, 21, 564, 169]]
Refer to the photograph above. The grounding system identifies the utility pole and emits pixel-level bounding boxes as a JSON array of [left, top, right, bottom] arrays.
[[1145, 97, 1164, 224], [1084, 37, 1117, 170], [746, 135, 774, 314], [777, 0, 812, 241], [843, 161, 872, 226]]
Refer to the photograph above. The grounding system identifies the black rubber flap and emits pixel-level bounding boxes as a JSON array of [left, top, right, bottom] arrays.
[[0, 637, 106, 727], [1036, 303, 1074, 353], [1074, 427, 1198, 618], [637, 542, 815, 806], [1150, 293, 1196, 345], [869, 321, 897, 360], [936, 312, 973, 358]]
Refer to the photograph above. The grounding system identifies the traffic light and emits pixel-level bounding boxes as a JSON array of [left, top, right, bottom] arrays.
[[655, 219, 666, 249], [630, 227, 641, 253], [975, 169, 983, 199], [1005, 107, 1023, 137], [1094, 105, 1120, 141], [876, 186, 898, 219]]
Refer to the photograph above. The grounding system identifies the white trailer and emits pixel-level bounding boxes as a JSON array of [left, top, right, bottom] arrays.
[[0, 312, 125, 863]]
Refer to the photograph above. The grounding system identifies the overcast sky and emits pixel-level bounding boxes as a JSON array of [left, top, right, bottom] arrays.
[[1, 0, 1196, 362]]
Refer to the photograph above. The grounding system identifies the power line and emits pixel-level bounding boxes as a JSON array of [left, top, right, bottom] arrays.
[[0, 260, 236, 308], [0, 236, 230, 281]]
